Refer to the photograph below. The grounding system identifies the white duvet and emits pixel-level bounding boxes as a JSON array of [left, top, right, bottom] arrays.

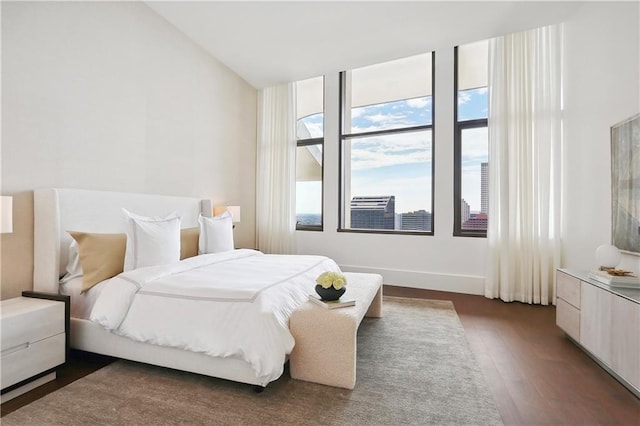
[[90, 249, 340, 384]]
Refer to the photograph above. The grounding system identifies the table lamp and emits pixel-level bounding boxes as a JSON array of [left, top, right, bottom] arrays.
[[595, 244, 621, 271]]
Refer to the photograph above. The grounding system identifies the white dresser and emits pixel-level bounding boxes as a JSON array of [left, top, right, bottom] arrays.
[[1, 294, 69, 402], [556, 269, 640, 398]]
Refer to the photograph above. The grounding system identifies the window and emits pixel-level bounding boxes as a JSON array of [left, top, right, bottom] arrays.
[[296, 76, 324, 231], [454, 40, 489, 237], [339, 53, 434, 234]]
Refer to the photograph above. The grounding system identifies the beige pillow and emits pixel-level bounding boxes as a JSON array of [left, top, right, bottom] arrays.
[[68, 231, 126, 292], [180, 227, 199, 260]]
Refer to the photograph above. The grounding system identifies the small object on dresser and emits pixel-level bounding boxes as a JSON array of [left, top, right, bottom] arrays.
[[309, 294, 355, 309], [595, 244, 622, 271], [588, 270, 640, 288]]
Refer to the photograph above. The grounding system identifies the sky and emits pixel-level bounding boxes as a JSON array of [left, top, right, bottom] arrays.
[[296, 87, 488, 215]]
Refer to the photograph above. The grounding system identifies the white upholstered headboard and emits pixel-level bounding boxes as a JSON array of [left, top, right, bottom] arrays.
[[33, 188, 212, 294]]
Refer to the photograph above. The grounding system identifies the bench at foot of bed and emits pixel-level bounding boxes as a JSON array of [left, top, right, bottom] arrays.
[[289, 272, 383, 390]]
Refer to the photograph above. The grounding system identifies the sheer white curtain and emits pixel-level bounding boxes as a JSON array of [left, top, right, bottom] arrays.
[[485, 25, 562, 305], [256, 83, 297, 254]]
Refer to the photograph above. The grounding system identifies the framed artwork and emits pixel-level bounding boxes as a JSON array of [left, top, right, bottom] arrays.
[[611, 113, 640, 255]]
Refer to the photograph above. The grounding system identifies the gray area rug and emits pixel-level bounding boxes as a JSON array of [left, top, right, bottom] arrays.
[[3, 297, 503, 425]]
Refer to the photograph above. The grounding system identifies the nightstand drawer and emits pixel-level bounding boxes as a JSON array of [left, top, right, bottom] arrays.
[[1, 333, 65, 388], [1, 298, 64, 351]]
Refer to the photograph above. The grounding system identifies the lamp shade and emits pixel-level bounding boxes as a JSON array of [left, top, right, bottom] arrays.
[[213, 205, 241, 223], [595, 244, 621, 269], [1, 196, 13, 233]]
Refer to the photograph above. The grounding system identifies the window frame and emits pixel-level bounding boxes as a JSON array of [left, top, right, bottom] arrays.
[[295, 77, 325, 232], [453, 46, 488, 238], [338, 52, 435, 235]]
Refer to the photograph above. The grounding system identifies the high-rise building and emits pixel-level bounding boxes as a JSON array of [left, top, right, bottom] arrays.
[[350, 196, 395, 230], [463, 212, 488, 230], [481, 162, 489, 214], [401, 210, 432, 232], [394, 213, 402, 230], [461, 198, 470, 224]]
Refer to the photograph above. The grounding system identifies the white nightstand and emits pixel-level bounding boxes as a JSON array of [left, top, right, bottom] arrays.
[[1, 292, 69, 402]]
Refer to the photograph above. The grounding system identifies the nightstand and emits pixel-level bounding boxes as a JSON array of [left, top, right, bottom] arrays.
[[1, 292, 70, 402]]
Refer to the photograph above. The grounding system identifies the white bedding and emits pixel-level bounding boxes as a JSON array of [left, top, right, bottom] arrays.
[[60, 276, 107, 320], [90, 249, 340, 384]]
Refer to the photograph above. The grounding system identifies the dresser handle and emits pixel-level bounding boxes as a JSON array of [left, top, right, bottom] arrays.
[[0, 342, 29, 356]]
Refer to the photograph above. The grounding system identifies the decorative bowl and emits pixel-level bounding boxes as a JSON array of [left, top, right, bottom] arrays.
[[315, 284, 346, 301]]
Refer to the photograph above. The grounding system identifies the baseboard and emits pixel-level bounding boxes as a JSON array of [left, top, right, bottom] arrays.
[[339, 264, 485, 295]]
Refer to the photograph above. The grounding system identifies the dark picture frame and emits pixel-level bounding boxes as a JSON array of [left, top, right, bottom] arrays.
[[611, 113, 640, 255]]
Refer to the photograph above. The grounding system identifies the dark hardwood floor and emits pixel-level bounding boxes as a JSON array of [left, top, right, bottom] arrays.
[[385, 286, 640, 425], [2, 286, 639, 424]]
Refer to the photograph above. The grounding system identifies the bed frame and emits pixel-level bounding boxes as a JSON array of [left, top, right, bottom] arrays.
[[33, 188, 268, 387]]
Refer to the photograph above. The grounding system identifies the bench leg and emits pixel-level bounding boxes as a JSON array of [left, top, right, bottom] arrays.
[[290, 313, 357, 390], [365, 285, 383, 318]]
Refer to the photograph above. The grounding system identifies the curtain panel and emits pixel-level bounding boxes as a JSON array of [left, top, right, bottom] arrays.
[[485, 25, 562, 305], [256, 83, 297, 254]]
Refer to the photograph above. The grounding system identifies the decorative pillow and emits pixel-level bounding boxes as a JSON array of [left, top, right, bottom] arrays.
[[180, 227, 199, 260], [67, 231, 126, 292], [122, 209, 181, 271], [198, 211, 234, 254]]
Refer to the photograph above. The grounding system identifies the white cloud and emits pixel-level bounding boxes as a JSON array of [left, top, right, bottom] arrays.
[[366, 112, 411, 125], [458, 91, 472, 105], [349, 132, 432, 170], [351, 148, 429, 171], [406, 98, 430, 108], [351, 108, 366, 119], [460, 127, 488, 161]]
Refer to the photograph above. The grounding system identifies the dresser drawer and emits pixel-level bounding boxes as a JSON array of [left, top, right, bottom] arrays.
[[1, 332, 65, 389], [1, 298, 64, 351], [557, 271, 581, 309], [557, 298, 580, 341]]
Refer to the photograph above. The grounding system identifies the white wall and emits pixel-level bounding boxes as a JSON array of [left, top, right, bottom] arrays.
[[0, 2, 257, 299], [298, 1, 640, 293], [563, 2, 640, 274]]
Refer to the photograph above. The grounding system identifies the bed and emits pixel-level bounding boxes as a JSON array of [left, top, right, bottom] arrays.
[[32, 188, 339, 388]]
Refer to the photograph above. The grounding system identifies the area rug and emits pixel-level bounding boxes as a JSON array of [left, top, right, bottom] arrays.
[[3, 297, 503, 425]]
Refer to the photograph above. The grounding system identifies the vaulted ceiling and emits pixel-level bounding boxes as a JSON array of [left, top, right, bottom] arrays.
[[147, 1, 582, 88]]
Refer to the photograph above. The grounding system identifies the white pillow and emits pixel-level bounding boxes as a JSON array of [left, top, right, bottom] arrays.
[[122, 208, 181, 271], [67, 239, 82, 275], [60, 239, 83, 284], [198, 211, 234, 254]]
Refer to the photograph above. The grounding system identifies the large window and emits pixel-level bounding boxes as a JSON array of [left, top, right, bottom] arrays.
[[454, 40, 488, 237], [339, 53, 434, 234], [296, 76, 324, 231]]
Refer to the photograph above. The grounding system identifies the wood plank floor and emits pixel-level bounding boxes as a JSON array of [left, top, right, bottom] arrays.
[[3, 286, 639, 424], [385, 286, 640, 425]]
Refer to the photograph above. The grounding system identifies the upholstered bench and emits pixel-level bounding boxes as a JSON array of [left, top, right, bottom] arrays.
[[289, 272, 383, 389]]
